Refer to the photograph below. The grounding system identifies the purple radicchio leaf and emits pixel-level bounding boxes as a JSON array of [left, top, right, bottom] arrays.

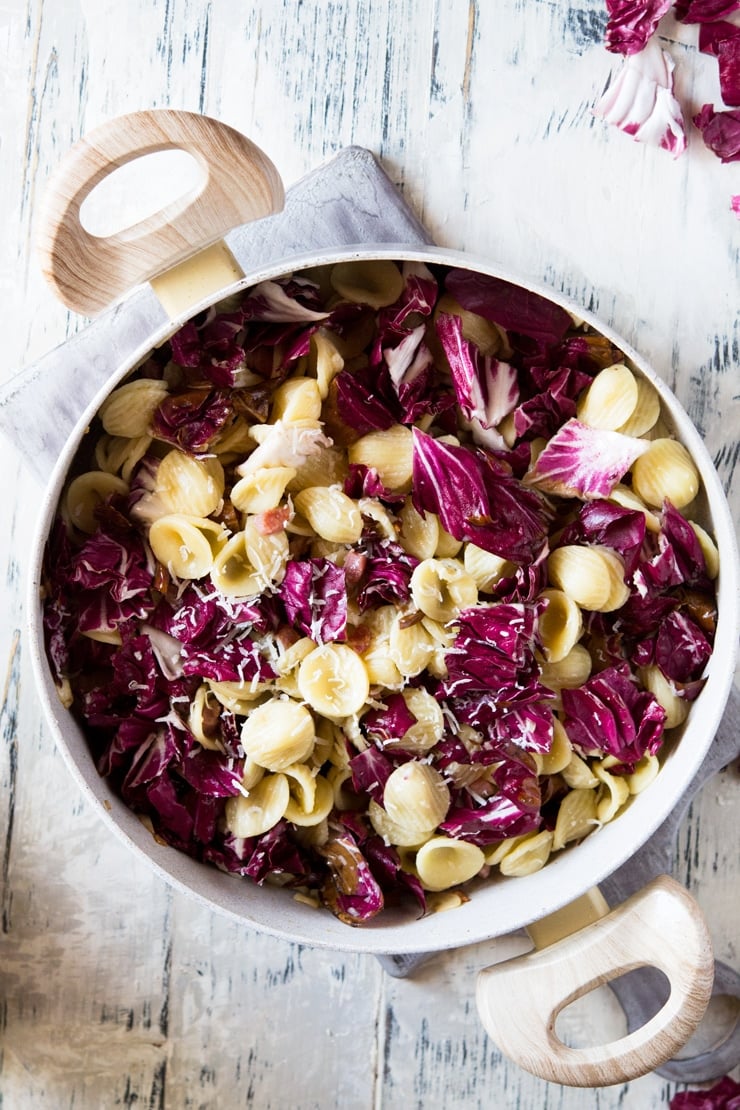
[[436, 312, 519, 449], [243, 820, 312, 882], [179, 633, 277, 684], [355, 538, 420, 611], [525, 418, 649, 499], [145, 773, 195, 845], [349, 745, 396, 804], [319, 824, 385, 924], [178, 748, 244, 797], [654, 610, 713, 683], [240, 278, 330, 323], [343, 463, 406, 503], [693, 104, 740, 163], [675, 0, 740, 20], [280, 558, 347, 644], [444, 270, 573, 348], [668, 1075, 740, 1109], [439, 753, 542, 846], [412, 429, 551, 563], [362, 693, 418, 746], [660, 500, 712, 590], [594, 40, 687, 158], [513, 364, 594, 442], [604, 0, 673, 56], [561, 665, 666, 769], [699, 18, 740, 55], [151, 388, 233, 453], [556, 499, 646, 577], [332, 368, 397, 434]]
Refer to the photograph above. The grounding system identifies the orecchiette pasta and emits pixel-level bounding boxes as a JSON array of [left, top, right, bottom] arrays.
[[231, 466, 296, 514], [330, 259, 405, 308], [576, 363, 639, 431], [538, 588, 583, 663], [211, 518, 289, 596], [615, 376, 661, 437], [224, 773, 290, 838], [98, 377, 170, 437], [552, 787, 599, 851], [149, 514, 228, 578], [309, 329, 345, 398], [398, 498, 439, 560], [640, 664, 690, 729], [410, 557, 478, 623], [293, 486, 363, 544], [156, 450, 225, 517], [240, 697, 317, 771], [297, 643, 370, 717], [631, 438, 700, 508], [347, 424, 414, 491], [415, 836, 485, 891], [547, 545, 628, 612], [382, 761, 450, 837], [65, 471, 129, 533], [498, 830, 554, 877]]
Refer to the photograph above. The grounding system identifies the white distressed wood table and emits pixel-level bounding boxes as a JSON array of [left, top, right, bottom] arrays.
[[0, 1, 738, 1107]]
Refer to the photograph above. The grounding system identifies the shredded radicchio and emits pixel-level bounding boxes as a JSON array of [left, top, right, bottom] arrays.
[[41, 263, 718, 927]]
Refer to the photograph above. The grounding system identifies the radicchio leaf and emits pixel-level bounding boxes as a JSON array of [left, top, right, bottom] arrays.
[[561, 665, 666, 769], [604, 0, 672, 56], [675, 0, 740, 20], [556, 499, 646, 576], [436, 312, 519, 447], [412, 429, 551, 563], [280, 558, 347, 644], [594, 41, 687, 158], [525, 418, 649, 499], [668, 1075, 740, 1109], [444, 270, 573, 347], [440, 754, 541, 846], [693, 104, 740, 163], [655, 610, 713, 682], [152, 388, 233, 453]]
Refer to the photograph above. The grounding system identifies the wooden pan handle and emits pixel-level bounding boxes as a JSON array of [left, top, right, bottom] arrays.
[[36, 110, 285, 316], [475, 876, 714, 1087]]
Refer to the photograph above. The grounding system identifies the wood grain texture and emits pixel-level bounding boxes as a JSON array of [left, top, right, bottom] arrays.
[[0, 1, 738, 1108]]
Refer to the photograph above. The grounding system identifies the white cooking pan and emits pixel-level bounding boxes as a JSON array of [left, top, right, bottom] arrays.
[[13, 110, 740, 1087]]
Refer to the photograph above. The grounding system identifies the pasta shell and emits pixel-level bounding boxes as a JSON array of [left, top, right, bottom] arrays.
[[293, 486, 363, 543], [240, 698, 316, 772], [297, 643, 370, 717], [330, 259, 405, 308], [631, 438, 699, 509], [640, 664, 689, 729], [65, 471, 129, 533], [149, 514, 227, 579], [576, 363, 639, 431], [224, 773, 290, 838], [410, 557, 478, 623], [547, 545, 628, 612], [156, 450, 225, 517], [398, 498, 439, 560], [498, 830, 553, 877], [98, 378, 169, 437], [415, 837, 485, 892], [347, 424, 414, 491], [383, 761, 450, 834], [538, 589, 583, 663], [552, 787, 599, 851], [615, 377, 661, 437], [270, 377, 323, 423]]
